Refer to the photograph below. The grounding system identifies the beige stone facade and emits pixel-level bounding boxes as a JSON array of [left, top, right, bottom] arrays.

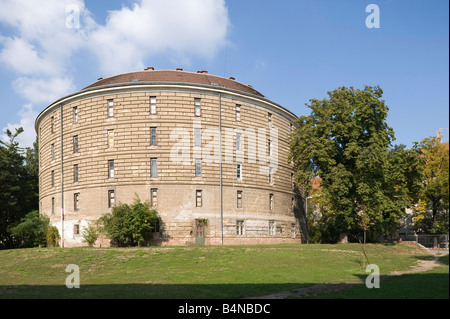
[[36, 70, 306, 247]]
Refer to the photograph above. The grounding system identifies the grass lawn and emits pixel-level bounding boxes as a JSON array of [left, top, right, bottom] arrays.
[[0, 243, 447, 299]]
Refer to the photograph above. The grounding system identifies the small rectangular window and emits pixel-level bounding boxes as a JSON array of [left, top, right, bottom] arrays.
[[268, 113, 272, 128], [51, 197, 55, 215], [151, 188, 158, 207], [73, 107, 78, 123], [196, 190, 203, 207], [194, 98, 201, 117], [195, 158, 202, 177], [74, 224, 80, 236], [73, 136, 79, 153], [236, 133, 242, 151], [152, 218, 161, 233], [150, 97, 157, 114], [194, 128, 202, 147], [269, 221, 275, 236], [108, 190, 115, 208], [74, 164, 79, 182], [237, 191, 243, 208], [74, 193, 79, 211], [150, 127, 157, 146], [236, 105, 241, 121], [269, 194, 274, 210], [291, 223, 296, 239], [51, 143, 55, 160], [51, 116, 55, 133], [151, 159, 158, 178], [269, 167, 274, 185], [108, 100, 114, 117], [51, 170, 55, 187], [236, 162, 242, 180], [236, 220, 244, 236], [108, 160, 114, 178], [107, 130, 114, 148]]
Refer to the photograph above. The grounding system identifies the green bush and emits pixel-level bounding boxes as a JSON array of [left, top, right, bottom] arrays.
[[82, 224, 99, 247], [98, 196, 158, 247], [46, 226, 60, 247], [9, 211, 49, 248]]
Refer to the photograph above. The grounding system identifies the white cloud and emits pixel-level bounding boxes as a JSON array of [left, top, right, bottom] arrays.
[[0, 0, 230, 147], [13, 76, 75, 105], [2, 104, 39, 148], [88, 0, 229, 75]]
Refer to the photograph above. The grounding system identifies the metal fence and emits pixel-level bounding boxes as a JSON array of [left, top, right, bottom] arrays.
[[404, 234, 449, 249]]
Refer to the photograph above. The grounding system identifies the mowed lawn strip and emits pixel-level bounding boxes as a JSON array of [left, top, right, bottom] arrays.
[[0, 243, 434, 299]]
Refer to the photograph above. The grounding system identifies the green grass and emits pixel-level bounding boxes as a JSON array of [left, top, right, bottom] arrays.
[[0, 243, 447, 299]]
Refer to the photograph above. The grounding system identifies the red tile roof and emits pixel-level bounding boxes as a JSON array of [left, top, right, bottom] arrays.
[[82, 69, 265, 97]]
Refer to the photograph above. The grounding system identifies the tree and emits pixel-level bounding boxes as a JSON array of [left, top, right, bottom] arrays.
[[290, 86, 423, 242], [0, 128, 39, 249], [413, 135, 449, 234], [9, 211, 49, 248], [98, 196, 158, 247], [82, 224, 99, 247]]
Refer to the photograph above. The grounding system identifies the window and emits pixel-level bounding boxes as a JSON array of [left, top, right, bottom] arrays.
[[237, 191, 243, 208], [73, 136, 79, 153], [291, 173, 295, 189], [194, 98, 201, 117], [150, 97, 157, 114], [107, 130, 114, 148], [269, 167, 274, 185], [51, 144, 55, 160], [51, 197, 55, 215], [73, 107, 78, 123], [196, 190, 203, 207], [108, 190, 115, 208], [74, 193, 79, 211], [269, 221, 275, 236], [268, 139, 273, 156], [51, 116, 55, 133], [268, 113, 272, 128], [269, 194, 274, 210], [237, 162, 242, 180], [74, 224, 80, 236], [51, 170, 55, 187], [291, 223, 296, 239], [150, 127, 157, 146], [107, 99, 114, 117], [151, 188, 158, 207], [108, 160, 114, 178], [236, 133, 242, 151], [151, 158, 157, 178], [236, 220, 244, 236], [152, 218, 160, 233], [236, 105, 241, 121], [194, 128, 202, 147], [74, 164, 79, 182], [195, 158, 202, 177], [291, 197, 295, 213]]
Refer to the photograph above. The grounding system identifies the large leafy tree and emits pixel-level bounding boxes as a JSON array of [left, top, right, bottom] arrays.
[[0, 128, 39, 249], [290, 86, 423, 242], [413, 135, 449, 233]]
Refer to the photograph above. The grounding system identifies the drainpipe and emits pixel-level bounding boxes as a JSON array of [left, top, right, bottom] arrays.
[[219, 93, 223, 246], [60, 104, 64, 248]]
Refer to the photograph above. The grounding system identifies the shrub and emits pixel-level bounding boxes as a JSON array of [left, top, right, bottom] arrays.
[[46, 226, 60, 247], [82, 224, 98, 247], [98, 196, 158, 247], [9, 211, 49, 248]]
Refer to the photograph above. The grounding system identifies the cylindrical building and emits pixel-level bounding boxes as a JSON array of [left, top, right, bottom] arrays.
[[35, 68, 306, 247]]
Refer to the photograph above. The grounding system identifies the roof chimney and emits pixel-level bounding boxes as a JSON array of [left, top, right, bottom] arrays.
[[145, 67, 155, 71], [176, 68, 183, 71], [97, 77, 103, 81], [197, 70, 208, 74], [229, 77, 235, 81]]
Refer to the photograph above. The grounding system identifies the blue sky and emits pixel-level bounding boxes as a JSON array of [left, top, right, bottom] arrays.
[[0, 0, 448, 148]]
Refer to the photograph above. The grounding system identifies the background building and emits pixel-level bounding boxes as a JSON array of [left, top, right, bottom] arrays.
[[35, 68, 306, 247]]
